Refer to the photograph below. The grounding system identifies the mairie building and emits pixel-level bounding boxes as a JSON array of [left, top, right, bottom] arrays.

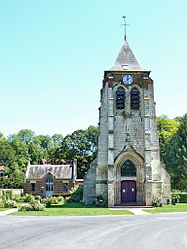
[[83, 40, 171, 207]]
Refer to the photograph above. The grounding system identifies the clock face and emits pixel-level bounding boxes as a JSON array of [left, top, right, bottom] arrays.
[[123, 74, 133, 84]]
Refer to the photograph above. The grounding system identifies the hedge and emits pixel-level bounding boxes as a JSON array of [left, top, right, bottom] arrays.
[[179, 193, 187, 203], [171, 193, 187, 203]]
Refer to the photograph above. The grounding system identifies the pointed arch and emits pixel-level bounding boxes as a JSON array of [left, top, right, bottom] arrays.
[[114, 151, 145, 204]]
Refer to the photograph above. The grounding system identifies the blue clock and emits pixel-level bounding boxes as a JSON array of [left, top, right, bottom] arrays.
[[123, 74, 133, 84]]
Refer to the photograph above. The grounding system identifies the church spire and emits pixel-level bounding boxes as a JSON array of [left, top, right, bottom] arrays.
[[108, 40, 147, 72]]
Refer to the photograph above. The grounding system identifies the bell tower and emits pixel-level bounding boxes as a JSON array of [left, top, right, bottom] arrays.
[[83, 39, 171, 207]]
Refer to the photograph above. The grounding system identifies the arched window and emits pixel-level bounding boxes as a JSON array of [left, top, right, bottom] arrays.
[[121, 160, 136, 177], [130, 88, 140, 109], [116, 87, 125, 109]]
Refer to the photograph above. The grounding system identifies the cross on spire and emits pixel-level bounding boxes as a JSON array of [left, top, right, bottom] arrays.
[[122, 16, 129, 41]]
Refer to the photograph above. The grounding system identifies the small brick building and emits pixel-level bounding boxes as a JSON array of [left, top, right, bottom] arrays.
[[24, 160, 77, 198]]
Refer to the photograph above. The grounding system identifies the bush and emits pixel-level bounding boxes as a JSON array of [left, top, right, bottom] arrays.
[[42, 196, 64, 207], [54, 196, 64, 203], [4, 200, 16, 208], [19, 202, 45, 212], [68, 186, 83, 203], [171, 189, 181, 204], [0, 201, 4, 208], [2, 190, 13, 201], [61, 192, 71, 197], [19, 204, 33, 211], [30, 202, 45, 211], [22, 194, 35, 203], [152, 197, 162, 207], [95, 195, 107, 207], [12, 194, 22, 202], [34, 195, 41, 202], [42, 198, 52, 208]]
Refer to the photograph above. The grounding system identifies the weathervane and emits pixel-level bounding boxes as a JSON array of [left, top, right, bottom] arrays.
[[121, 16, 129, 41]]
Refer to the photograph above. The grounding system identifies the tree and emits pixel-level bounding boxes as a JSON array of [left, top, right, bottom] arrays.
[[17, 129, 35, 145], [0, 137, 16, 170], [0, 126, 99, 183], [9, 135, 30, 172], [164, 114, 187, 190], [49, 126, 99, 178], [51, 134, 64, 147], [157, 116, 180, 161]]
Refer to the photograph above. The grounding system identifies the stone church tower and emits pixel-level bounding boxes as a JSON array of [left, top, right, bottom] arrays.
[[83, 40, 171, 207]]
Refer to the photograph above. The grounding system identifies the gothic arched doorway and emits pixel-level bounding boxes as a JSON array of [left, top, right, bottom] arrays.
[[121, 160, 136, 203]]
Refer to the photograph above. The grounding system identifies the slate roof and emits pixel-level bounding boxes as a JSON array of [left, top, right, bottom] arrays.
[[108, 40, 147, 72], [25, 164, 73, 179]]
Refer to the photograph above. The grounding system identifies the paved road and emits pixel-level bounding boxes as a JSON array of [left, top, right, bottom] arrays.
[[0, 213, 187, 249]]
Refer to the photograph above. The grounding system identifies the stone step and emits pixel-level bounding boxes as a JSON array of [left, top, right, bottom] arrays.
[[110, 205, 153, 208]]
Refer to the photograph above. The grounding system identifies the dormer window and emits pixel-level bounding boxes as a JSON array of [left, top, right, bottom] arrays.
[[116, 87, 125, 109], [122, 64, 128, 70], [130, 88, 140, 109]]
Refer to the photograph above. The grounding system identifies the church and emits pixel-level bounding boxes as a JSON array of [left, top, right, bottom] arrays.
[[83, 39, 171, 207]]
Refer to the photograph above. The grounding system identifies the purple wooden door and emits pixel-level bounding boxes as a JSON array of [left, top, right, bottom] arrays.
[[121, 180, 136, 203]]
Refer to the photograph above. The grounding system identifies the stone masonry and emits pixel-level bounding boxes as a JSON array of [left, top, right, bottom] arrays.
[[83, 40, 171, 207]]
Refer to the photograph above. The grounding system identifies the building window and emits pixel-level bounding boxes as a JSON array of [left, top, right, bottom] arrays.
[[46, 178, 54, 191], [121, 160, 136, 177], [130, 88, 140, 109], [31, 183, 35, 192], [116, 87, 125, 109]]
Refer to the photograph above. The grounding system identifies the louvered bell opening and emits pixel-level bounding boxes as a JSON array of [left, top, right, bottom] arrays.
[[117, 96, 125, 100], [116, 97, 125, 109], [116, 90, 125, 109], [131, 95, 140, 99], [116, 91, 126, 95], [131, 104, 140, 109], [131, 90, 140, 95], [116, 99, 124, 103], [117, 104, 125, 109], [116, 100, 125, 109], [131, 100, 140, 104], [130, 89, 140, 109]]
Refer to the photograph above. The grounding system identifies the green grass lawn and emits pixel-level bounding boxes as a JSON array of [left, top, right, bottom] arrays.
[[143, 203, 187, 213], [10, 202, 133, 216], [0, 208, 10, 211]]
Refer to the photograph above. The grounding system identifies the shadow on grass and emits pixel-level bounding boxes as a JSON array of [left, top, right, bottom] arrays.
[[49, 202, 96, 209]]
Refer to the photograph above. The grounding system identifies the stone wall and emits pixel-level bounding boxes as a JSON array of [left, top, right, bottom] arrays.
[[83, 71, 171, 206], [83, 159, 97, 204]]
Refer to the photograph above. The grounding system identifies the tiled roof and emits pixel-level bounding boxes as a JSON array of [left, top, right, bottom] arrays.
[[108, 40, 147, 72], [25, 164, 73, 179]]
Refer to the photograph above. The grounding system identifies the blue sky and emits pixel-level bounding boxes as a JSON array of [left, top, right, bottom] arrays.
[[0, 0, 187, 136]]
